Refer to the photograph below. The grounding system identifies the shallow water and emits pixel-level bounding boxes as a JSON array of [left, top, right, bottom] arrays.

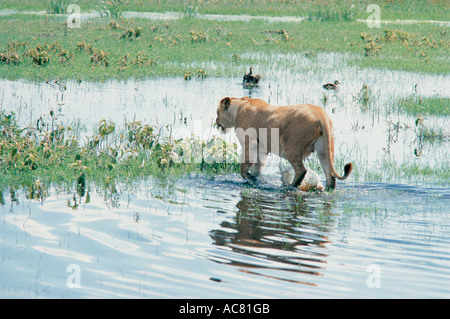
[[1, 52, 448, 169], [1, 176, 449, 298], [1, 52, 449, 298]]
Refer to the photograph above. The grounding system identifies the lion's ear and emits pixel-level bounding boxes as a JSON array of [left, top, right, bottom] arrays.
[[220, 97, 231, 110]]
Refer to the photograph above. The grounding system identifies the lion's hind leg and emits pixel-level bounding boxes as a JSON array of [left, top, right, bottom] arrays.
[[314, 136, 337, 191]]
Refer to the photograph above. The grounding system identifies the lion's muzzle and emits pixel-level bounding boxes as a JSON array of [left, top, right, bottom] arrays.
[[215, 118, 224, 131]]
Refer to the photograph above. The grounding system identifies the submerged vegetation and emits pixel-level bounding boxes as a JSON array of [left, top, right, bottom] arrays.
[[396, 96, 449, 116], [392, 95, 449, 144]]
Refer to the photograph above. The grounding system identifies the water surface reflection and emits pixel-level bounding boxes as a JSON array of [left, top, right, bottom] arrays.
[[209, 189, 333, 286]]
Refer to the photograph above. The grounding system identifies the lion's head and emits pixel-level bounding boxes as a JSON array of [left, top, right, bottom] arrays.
[[215, 97, 237, 131]]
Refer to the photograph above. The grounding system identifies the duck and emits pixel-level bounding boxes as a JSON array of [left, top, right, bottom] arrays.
[[322, 80, 340, 90], [243, 67, 261, 86]]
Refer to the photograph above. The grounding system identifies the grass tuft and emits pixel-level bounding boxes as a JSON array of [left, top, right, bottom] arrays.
[[0, 110, 239, 194], [396, 96, 449, 116]]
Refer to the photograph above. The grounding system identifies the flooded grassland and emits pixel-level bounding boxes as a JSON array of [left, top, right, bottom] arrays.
[[0, 8, 449, 298]]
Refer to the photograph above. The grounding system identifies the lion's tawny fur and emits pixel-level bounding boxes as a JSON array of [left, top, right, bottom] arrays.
[[216, 97, 352, 191]]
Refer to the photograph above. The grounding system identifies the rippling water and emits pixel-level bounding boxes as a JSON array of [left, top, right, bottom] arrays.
[[1, 175, 449, 298]]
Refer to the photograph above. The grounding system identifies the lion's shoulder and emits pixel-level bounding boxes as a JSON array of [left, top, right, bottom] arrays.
[[245, 97, 270, 108]]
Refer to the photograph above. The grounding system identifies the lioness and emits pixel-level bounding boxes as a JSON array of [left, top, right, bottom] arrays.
[[215, 97, 352, 191]]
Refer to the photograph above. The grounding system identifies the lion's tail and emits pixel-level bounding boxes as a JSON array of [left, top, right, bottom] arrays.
[[333, 162, 353, 180], [321, 119, 353, 181]]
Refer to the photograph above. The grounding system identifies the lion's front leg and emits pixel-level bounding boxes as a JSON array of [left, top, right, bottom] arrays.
[[237, 129, 259, 183], [240, 146, 258, 183], [240, 161, 256, 183], [240, 151, 268, 184]]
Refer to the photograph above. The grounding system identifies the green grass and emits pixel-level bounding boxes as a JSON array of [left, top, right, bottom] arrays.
[[379, 159, 450, 185], [0, 14, 448, 81], [1, 0, 449, 21], [345, 157, 450, 186], [396, 96, 450, 116]]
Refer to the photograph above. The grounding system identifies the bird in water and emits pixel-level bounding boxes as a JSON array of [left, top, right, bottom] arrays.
[[243, 67, 261, 86], [323, 80, 340, 90]]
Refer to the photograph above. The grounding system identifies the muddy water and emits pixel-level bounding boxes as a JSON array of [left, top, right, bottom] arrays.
[[1, 52, 449, 298]]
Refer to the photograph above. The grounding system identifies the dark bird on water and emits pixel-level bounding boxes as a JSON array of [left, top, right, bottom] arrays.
[[323, 80, 340, 90], [243, 67, 261, 86]]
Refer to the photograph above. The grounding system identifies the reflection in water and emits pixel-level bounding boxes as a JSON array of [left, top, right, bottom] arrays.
[[242, 83, 261, 98], [209, 188, 334, 286]]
